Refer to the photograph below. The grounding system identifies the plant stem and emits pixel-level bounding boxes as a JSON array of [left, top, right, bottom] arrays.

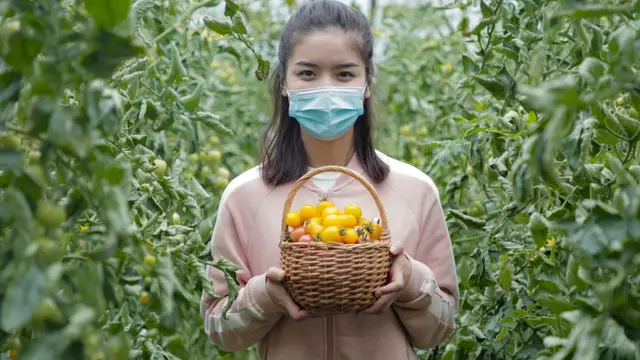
[[154, 0, 218, 44]]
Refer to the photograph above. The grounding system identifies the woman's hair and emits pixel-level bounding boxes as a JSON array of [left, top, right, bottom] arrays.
[[259, 0, 390, 187]]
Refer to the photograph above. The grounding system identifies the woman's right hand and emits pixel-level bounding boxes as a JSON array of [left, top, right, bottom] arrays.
[[265, 267, 309, 321]]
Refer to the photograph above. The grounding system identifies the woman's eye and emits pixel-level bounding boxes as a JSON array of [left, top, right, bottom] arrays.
[[298, 70, 315, 77], [337, 71, 355, 78]]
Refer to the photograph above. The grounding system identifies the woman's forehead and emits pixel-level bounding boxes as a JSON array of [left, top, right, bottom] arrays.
[[289, 28, 364, 66]]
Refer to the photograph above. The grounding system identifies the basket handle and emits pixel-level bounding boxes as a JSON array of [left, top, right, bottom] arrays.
[[280, 165, 389, 232]]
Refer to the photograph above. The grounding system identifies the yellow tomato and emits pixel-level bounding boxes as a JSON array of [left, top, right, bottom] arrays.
[[321, 226, 342, 243], [285, 212, 302, 228], [140, 291, 149, 305], [339, 214, 358, 228], [343, 228, 359, 244], [323, 214, 341, 227], [307, 217, 323, 225], [316, 200, 334, 217], [299, 204, 316, 222], [369, 221, 382, 240], [358, 217, 371, 227], [322, 206, 340, 218], [343, 204, 362, 219], [306, 222, 324, 239]]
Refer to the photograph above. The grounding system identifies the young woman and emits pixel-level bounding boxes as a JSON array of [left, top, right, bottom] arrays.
[[200, 1, 458, 359]]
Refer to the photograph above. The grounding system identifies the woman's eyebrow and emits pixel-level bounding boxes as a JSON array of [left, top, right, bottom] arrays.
[[294, 61, 360, 69]]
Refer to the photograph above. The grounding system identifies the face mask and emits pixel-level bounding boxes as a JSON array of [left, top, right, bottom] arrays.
[[286, 86, 366, 141]]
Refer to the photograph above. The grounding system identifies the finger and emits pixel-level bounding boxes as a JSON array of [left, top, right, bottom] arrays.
[[266, 267, 285, 282], [268, 282, 308, 320], [389, 244, 404, 256], [377, 278, 404, 297], [289, 307, 309, 321], [363, 293, 394, 314], [279, 293, 308, 320]]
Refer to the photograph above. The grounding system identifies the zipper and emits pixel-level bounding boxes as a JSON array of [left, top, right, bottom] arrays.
[[327, 315, 334, 360]]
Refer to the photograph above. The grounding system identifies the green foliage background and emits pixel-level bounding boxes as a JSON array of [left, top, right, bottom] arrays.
[[0, 0, 639, 359]]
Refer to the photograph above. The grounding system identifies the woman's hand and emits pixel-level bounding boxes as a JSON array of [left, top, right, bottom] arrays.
[[265, 267, 309, 321], [363, 246, 412, 315]]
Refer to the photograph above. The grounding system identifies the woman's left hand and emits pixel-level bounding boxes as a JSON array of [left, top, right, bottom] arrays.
[[363, 245, 412, 314]]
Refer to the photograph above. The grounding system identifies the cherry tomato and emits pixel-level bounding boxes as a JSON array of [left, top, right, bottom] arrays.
[[299, 204, 316, 222], [343, 204, 362, 220], [343, 228, 359, 244], [322, 214, 341, 227], [339, 214, 357, 228], [285, 212, 302, 227], [321, 226, 342, 243]]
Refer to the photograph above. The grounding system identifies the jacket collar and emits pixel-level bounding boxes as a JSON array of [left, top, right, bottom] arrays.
[[301, 152, 367, 194]]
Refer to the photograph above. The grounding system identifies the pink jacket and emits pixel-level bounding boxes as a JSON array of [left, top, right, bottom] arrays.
[[200, 151, 459, 360]]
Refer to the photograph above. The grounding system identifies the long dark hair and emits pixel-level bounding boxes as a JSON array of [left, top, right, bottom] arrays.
[[259, 0, 390, 187]]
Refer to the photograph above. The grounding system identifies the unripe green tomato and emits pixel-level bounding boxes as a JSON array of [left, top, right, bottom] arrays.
[[217, 167, 230, 179], [144, 253, 156, 266], [417, 126, 428, 137], [215, 177, 229, 190], [36, 200, 67, 229], [209, 135, 221, 146], [32, 297, 62, 323], [171, 212, 181, 225], [188, 153, 199, 162], [208, 150, 222, 164], [399, 125, 411, 137], [153, 159, 167, 176], [201, 166, 212, 177]]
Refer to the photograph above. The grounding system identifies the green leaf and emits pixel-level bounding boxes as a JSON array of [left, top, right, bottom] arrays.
[[18, 330, 68, 360], [536, 294, 575, 314], [0, 69, 23, 103], [255, 55, 270, 81], [461, 54, 475, 73], [4, 32, 43, 72], [1, 264, 48, 331], [529, 213, 549, 248], [85, 0, 132, 28], [195, 112, 233, 135], [81, 30, 144, 78], [499, 264, 512, 292], [204, 17, 234, 35], [224, 0, 240, 17], [472, 66, 515, 101], [232, 13, 247, 35], [448, 209, 486, 229], [553, 4, 632, 20], [480, 1, 493, 18]]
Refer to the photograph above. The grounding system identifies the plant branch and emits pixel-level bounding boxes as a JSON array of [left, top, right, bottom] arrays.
[[154, 0, 218, 44]]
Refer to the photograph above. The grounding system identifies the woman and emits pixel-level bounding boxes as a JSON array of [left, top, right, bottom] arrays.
[[200, 1, 458, 359]]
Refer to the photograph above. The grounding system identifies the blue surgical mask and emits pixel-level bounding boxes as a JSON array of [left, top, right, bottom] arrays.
[[287, 86, 366, 141]]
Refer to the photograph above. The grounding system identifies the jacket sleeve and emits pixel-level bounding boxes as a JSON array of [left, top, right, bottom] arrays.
[[392, 181, 459, 350], [200, 198, 284, 352]]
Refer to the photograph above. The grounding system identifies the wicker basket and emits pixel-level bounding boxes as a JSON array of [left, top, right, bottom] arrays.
[[279, 166, 392, 316]]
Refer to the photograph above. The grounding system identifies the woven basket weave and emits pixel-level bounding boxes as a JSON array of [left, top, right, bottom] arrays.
[[279, 166, 392, 316]]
